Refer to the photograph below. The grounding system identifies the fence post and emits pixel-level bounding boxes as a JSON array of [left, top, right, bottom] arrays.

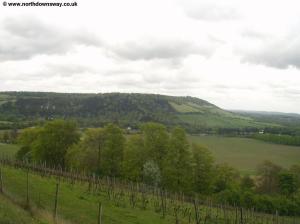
[[98, 202, 102, 224], [0, 167, 3, 194], [240, 207, 243, 224], [53, 183, 59, 221], [26, 169, 29, 207]]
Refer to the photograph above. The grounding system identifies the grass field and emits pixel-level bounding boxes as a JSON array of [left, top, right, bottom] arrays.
[[1, 166, 182, 224], [0, 142, 299, 223], [1, 165, 298, 224], [0, 194, 47, 224], [189, 135, 300, 174], [0, 143, 19, 157]]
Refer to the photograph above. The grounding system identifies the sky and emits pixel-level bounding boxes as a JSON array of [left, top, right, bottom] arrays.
[[1, 0, 300, 113]]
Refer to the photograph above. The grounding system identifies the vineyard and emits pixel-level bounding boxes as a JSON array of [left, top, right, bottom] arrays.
[[0, 158, 298, 224]]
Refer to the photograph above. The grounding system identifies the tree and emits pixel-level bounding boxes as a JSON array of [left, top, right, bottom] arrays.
[[65, 143, 95, 172], [256, 160, 283, 194], [32, 120, 79, 167], [141, 122, 169, 169], [82, 128, 106, 172], [123, 134, 145, 181], [16, 127, 41, 161], [163, 127, 192, 192], [278, 172, 298, 196], [100, 124, 125, 177], [143, 160, 161, 187], [240, 175, 255, 190], [290, 165, 300, 188], [192, 144, 215, 194], [214, 163, 240, 193]]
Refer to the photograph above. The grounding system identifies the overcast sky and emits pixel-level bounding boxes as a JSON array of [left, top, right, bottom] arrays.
[[1, 0, 300, 113]]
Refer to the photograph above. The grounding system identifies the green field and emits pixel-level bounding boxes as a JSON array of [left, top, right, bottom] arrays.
[[0, 194, 46, 224], [0, 141, 299, 223], [189, 135, 300, 174], [0, 143, 19, 157], [0, 166, 183, 224], [1, 165, 297, 224]]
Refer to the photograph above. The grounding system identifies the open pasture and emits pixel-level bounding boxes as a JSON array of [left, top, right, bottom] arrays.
[[189, 135, 300, 174]]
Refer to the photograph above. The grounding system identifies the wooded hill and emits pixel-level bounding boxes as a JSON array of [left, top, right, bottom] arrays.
[[0, 92, 277, 131]]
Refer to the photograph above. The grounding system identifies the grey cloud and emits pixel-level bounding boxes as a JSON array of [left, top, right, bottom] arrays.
[[241, 30, 269, 40], [109, 39, 212, 61], [0, 17, 101, 61], [1, 61, 97, 82], [272, 87, 300, 100], [240, 31, 300, 69], [213, 84, 256, 91], [182, 3, 240, 22], [45, 64, 97, 77]]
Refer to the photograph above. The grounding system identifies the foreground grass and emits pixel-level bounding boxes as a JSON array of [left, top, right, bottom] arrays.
[[189, 135, 300, 174], [0, 194, 47, 224], [2, 166, 178, 224], [2, 165, 298, 224]]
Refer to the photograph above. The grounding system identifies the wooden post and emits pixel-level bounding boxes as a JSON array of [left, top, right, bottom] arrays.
[[0, 168, 3, 193], [240, 207, 243, 224], [26, 169, 29, 207], [53, 183, 59, 221], [193, 199, 200, 224], [98, 202, 102, 224]]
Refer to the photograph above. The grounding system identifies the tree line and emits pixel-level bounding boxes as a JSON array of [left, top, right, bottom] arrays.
[[15, 120, 300, 216], [252, 133, 300, 146]]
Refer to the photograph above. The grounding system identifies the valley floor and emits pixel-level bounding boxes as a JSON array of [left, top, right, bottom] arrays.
[[189, 135, 300, 174]]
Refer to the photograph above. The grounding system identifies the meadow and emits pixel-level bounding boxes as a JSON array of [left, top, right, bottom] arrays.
[[0, 143, 19, 157], [1, 166, 178, 224], [0, 194, 46, 224], [0, 163, 297, 224], [189, 135, 300, 174]]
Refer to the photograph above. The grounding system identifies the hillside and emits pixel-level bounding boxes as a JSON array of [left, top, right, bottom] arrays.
[[233, 110, 300, 134], [233, 110, 300, 127], [0, 163, 298, 224], [0, 92, 274, 131], [0, 194, 47, 224]]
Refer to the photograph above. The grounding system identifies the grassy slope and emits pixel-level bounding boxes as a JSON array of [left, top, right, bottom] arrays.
[[178, 114, 265, 128], [0, 144, 179, 224], [0, 143, 299, 223], [1, 167, 179, 224], [0, 194, 46, 224], [169, 101, 278, 128], [189, 135, 300, 174]]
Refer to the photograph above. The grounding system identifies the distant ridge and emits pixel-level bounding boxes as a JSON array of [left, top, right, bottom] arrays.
[[0, 91, 278, 131]]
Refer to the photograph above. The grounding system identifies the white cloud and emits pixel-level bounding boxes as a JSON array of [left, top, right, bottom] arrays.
[[1, 0, 300, 113]]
